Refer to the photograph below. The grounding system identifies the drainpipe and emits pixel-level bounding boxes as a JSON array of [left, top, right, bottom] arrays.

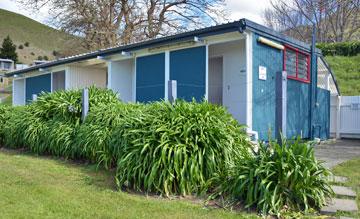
[[309, 24, 317, 140]]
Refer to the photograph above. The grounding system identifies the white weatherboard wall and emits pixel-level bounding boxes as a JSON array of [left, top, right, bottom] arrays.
[[208, 40, 247, 124], [108, 59, 134, 102], [66, 66, 107, 90], [13, 78, 25, 105]]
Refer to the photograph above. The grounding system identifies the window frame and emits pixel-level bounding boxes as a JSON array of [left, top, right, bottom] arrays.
[[283, 45, 311, 83]]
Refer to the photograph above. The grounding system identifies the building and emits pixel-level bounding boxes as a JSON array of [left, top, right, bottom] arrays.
[[0, 58, 14, 71], [0, 58, 15, 88], [6, 19, 339, 141]]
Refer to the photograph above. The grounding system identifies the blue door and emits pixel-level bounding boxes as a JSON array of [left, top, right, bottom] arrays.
[[170, 46, 206, 101], [136, 53, 165, 102], [25, 74, 51, 103]]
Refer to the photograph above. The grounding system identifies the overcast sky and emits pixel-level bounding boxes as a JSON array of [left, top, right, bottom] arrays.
[[0, 0, 272, 25]]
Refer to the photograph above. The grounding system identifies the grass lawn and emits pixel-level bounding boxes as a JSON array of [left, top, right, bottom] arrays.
[[0, 148, 257, 219], [332, 158, 360, 218], [325, 55, 360, 96]]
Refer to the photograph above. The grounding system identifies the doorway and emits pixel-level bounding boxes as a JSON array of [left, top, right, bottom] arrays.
[[208, 57, 223, 105]]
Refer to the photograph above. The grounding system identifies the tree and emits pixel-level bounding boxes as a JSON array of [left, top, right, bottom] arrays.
[[0, 36, 18, 63], [18, 0, 226, 50], [264, 0, 360, 43]]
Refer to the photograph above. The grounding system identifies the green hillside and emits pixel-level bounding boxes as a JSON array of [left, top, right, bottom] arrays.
[[0, 9, 81, 64], [325, 55, 360, 96]]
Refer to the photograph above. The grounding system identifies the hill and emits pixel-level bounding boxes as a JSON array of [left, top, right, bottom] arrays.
[[0, 9, 82, 64], [325, 55, 360, 96]]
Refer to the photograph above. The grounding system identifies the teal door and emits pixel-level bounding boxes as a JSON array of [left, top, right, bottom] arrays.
[[136, 53, 165, 102], [170, 46, 206, 101], [25, 74, 51, 103]]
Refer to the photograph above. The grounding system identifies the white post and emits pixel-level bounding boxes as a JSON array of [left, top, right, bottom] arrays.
[[82, 88, 89, 121], [32, 94, 38, 101], [325, 73, 330, 90], [245, 31, 253, 130], [165, 51, 170, 100], [336, 95, 341, 139], [205, 45, 209, 100], [168, 80, 177, 103], [107, 61, 112, 90]]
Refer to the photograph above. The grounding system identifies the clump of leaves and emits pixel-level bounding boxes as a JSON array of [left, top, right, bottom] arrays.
[[211, 138, 334, 216], [74, 102, 136, 168], [30, 86, 119, 123], [2, 106, 32, 148], [0, 105, 11, 145], [112, 100, 252, 196]]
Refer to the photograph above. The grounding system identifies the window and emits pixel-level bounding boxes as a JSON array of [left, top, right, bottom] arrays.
[[3, 62, 12, 70], [283, 45, 310, 83]]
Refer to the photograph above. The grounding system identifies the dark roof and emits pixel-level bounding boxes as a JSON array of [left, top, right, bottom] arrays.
[[6, 18, 320, 77]]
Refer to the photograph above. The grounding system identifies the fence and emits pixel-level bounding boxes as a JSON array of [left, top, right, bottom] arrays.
[[330, 96, 360, 139]]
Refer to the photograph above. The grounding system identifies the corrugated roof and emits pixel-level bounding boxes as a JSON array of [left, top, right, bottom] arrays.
[[6, 18, 320, 77]]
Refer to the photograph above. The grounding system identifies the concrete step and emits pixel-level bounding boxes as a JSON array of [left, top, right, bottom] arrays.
[[329, 175, 349, 183], [331, 185, 356, 198], [320, 198, 358, 214]]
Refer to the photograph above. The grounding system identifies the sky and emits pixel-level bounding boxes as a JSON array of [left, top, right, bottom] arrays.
[[0, 0, 272, 25]]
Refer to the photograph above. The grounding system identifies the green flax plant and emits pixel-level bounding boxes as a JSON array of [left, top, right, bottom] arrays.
[[112, 100, 252, 196], [211, 138, 333, 216]]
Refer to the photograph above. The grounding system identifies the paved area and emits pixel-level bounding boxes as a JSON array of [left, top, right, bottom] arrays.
[[331, 185, 356, 198], [315, 139, 360, 168], [320, 198, 358, 214]]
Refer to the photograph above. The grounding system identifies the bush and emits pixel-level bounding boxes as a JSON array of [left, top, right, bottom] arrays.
[[24, 42, 30, 47], [0, 105, 11, 144], [112, 100, 251, 196], [30, 87, 119, 123], [212, 138, 333, 216], [74, 102, 132, 168], [317, 41, 360, 56], [2, 106, 32, 148], [18, 45, 24, 49]]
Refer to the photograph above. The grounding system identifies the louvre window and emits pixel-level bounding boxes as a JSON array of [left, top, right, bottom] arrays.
[[284, 45, 310, 83]]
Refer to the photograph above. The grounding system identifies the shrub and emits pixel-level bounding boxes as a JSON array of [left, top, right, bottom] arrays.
[[317, 41, 360, 56], [0, 105, 11, 145], [112, 100, 251, 196], [30, 87, 119, 123], [24, 42, 30, 47], [212, 138, 333, 216], [18, 45, 24, 49], [3, 106, 32, 148], [74, 102, 133, 168]]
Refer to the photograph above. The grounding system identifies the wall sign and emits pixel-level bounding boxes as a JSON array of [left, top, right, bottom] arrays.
[[259, 66, 267, 80]]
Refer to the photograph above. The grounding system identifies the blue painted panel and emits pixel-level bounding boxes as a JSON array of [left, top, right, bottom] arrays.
[[136, 53, 165, 102], [25, 74, 51, 103], [313, 88, 330, 140], [170, 46, 206, 101], [252, 34, 283, 141], [286, 80, 310, 139]]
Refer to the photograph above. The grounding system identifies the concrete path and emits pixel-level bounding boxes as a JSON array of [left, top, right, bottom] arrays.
[[315, 139, 360, 168]]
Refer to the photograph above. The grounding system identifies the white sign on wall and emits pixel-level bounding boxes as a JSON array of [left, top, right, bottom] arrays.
[[259, 66, 267, 80]]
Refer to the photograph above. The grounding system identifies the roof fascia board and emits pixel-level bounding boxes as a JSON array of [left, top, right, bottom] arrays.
[[5, 22, 240, 77], [242, 19, 322, 54]]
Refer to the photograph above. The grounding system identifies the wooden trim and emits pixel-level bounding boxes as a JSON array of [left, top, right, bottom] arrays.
[[283, 45, 310, 83]]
